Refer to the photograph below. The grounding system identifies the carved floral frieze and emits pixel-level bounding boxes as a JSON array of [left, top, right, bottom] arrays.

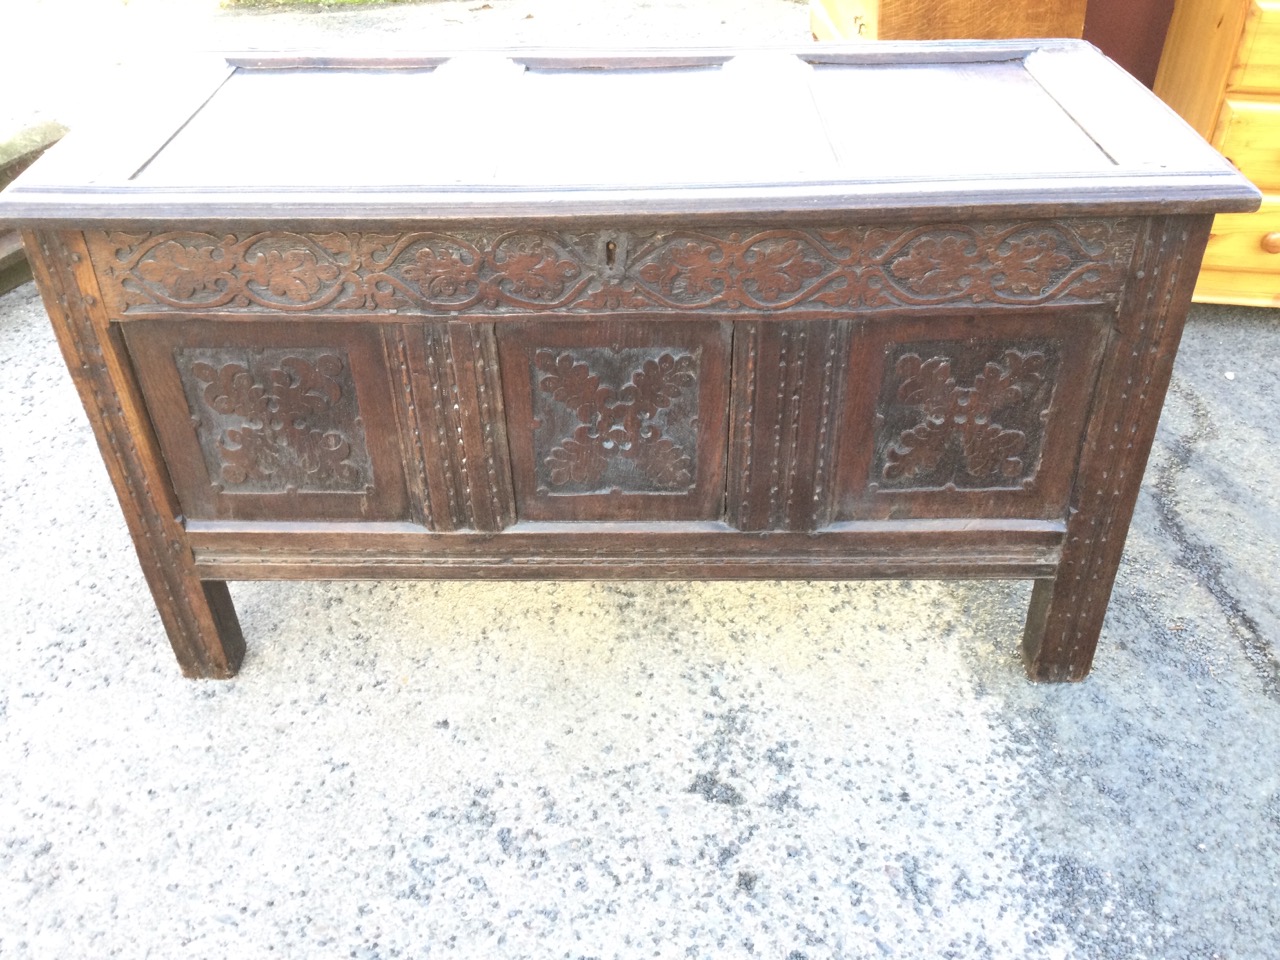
[[92, 220, 1138, 317]]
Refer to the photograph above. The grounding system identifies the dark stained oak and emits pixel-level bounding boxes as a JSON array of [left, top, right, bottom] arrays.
[[1021, 214, 1216, 680], [0, 42, 1259, 681], [22, 230, 245, 678]]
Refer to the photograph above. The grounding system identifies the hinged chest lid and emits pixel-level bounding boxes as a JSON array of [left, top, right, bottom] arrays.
[[0, 40, 1260, 223]]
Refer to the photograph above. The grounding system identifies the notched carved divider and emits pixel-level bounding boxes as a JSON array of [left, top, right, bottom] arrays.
[[89, 219, 1140, 319], [397, 322, 514, 532], [382, 325, 435, 528], [727, 320, 847, 531]]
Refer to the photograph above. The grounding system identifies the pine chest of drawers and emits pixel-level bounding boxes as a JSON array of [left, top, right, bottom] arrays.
[[1157, 0, 1280, 305], [0, 42, 1257, 681]]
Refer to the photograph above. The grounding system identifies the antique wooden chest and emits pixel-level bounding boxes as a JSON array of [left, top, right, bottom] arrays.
[[0, 42, 1258, 681]]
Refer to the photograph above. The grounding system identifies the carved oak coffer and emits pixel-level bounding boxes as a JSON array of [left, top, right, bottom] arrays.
[[0, 43, 1258, 681]]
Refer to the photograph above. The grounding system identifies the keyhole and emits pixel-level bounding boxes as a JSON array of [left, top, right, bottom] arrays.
[[605, 240, 617, 267]]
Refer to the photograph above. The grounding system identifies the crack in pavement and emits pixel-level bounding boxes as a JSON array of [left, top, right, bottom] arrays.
[[1152, 377, 1280, 701]]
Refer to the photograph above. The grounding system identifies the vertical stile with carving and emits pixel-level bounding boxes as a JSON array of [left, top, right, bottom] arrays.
[[731, 322, 760, 527], [414, 323, 466, 529], [465, 322, 516, 532], [1022, 214, 1215, 680], [382, 325, 435, 528], [810, 321, 845, 529], [23, 229, 244, 678], [727, 320, 843, 531], [404, 321, 514, 533], [769, 326, 800, 528]]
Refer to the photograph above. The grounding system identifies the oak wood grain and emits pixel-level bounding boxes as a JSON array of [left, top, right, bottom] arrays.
[[186, 518, 1065, 581], [1022, 215, 1214, 681], [0, 43, 1260, 224], [23, 230, 245, 678], [3, 46, 1257, 683]]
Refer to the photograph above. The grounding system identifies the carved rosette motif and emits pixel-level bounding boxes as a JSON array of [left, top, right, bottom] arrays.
[[873, 342, 1060, 491], [532, 348, 700, 495], [93, 220, 1138, 317], [178, 348, 372, 494]]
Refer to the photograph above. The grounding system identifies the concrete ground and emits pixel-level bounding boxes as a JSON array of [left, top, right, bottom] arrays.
[[3, 3, 1280, 958]]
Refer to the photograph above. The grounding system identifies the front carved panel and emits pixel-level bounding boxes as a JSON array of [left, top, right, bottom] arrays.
[[90, 220, 1139, 319], [122, 321, 410, 523], [832, 311, 1109, 522], [532, 348, 700, 495], [872, 343, 1059, 492], [498, 321, 731, 522], [178, 348, 372, 495]]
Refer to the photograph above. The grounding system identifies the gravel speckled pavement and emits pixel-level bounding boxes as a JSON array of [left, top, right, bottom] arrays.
[[2, 3, 1279, 958]]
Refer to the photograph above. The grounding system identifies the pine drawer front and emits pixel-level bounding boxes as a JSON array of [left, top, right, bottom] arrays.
[[1159, 0, 1280, 304], [1209, 98, 1280, 304], [1229, 2, 1280, 95], [1200, 198, 1280, 272], [1215, 99, 1280, 188]]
